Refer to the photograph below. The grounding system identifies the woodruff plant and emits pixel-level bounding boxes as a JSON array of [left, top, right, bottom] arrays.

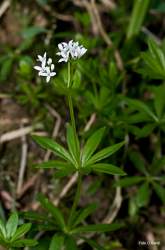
[[32, 40, 126, 248], [0, 212, 37, 250]]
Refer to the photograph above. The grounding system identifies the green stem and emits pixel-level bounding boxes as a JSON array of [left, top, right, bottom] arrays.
[[67, 61, 76, 133], [67, 61, 71, 88], [68, 173, 82, 227], [67, 62, 80, 164], [67, 62, 82, 228], [68, 94, 77, 138]]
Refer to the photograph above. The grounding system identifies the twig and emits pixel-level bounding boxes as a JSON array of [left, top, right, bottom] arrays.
[[0, 126, 34, 143], [17, 173, 40, 199], [100, 0, 116, 10], [82, 0, 100, 35], [90, 0, 124, 71], [0, 190, 13, 209], [16, 127, 28, 196], [0, 118, 29, 126], [145, 232, 158, 250], [35, 0, 77, 25], [102, 177, 122, 224], [0, 0, 10, 18], [18, 105, 62, 199], [84, 113, 96, 132], [0, 93, 11, 99], [54, 173, 78, 206]]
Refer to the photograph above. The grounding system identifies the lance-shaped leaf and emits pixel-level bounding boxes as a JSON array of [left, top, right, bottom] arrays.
[[152, 84, 165, 118], [83, 238, 105, 250], [148, 39, 165, 71], [86, 141, 125, 166], [81, 127, 105, 165], [49, 234, 64, 250], [72, 203, 98, 227], [127, 0, 150, 39], [66, 124, 80, 166], [64, 235, 78, 250], [6, 212, 18, 238], [126, 98, 158, 122], [11, 223, 32, 241], [32, 135, 73, 163], [115, 176, 145, 187], [33, 160, 75, 172], [91, 163, 126, 176], [12, 239, 38, 247], [38, 194, 65, 230], [0, 219, 6, 238], [135, 183, 150, 207], [72, 223, 124, 234], [152, 182, 165, 204]]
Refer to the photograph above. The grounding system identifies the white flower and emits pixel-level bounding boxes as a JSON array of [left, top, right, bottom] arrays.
[[34, 52, 56, 82], [57, 40, 87, 63]]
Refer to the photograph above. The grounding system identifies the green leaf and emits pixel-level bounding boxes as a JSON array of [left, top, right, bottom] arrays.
[[33, 160, 75, 172], [13, 239, 38, 247], [34, 159, 76, 178], [152, 182, 165, 204], [21, 26, 46, 39], [0, 219, 6, 238], [81, 127, 105, 165], [66, 124, 80, 165], [72, 69, 81, 89], [115, 176, 145, 187], [0, 57, 13, 82], [91, 163, 126, 176], [32, 135, 73, 163], [21, 211, 50, 222], [152, 84, 165, 118], [72, 223, 124, 234], [11, 223, 31, 241], [127, 0, 150, 39], [6, 212, 18, 238], [126, 98, 158, 122], [49, 234, 64, 250], [38, 194, 65, 230], [129, 196, 139, 217], [140, 39, 165, 79], [86, 141, 125, 165], [54, 168, 75, 178], [148, 39, 165, 70], [73, 203, 98, 227], [64, 235, 78, 250], [135, 183, 150, 207], [155, 3, 165, 13], [129, 150, 147, 174], [137, 124, 156, 138], [36, 0, 48, 6], [83, 238, 105, 250], [151, 157, 165, 175]]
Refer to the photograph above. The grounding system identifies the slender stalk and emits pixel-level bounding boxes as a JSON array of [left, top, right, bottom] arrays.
[[67, 62, 80, 164], [68, 94, 77, 138], [67, 61, 71, 88], [67, 61, 82, 228], [67, 61, 76, 133], [68, 173, 82, 227]]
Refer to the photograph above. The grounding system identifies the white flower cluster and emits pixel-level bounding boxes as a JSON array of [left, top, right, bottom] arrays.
[[56, 40, 87, 63], [34, 40, 87, 82], [34, 52, 56, 83]]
